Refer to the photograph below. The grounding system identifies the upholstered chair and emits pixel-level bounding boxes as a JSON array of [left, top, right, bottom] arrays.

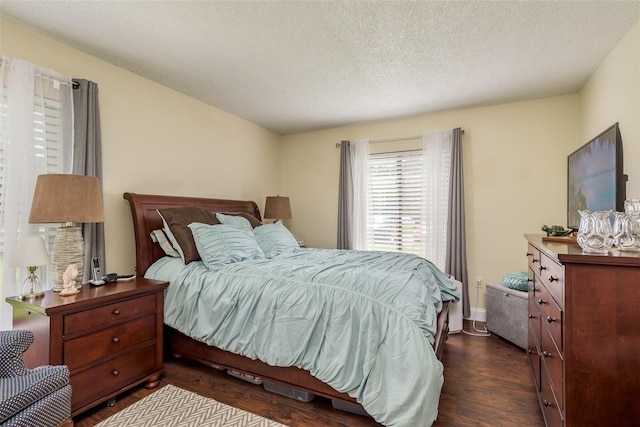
[[0, 330, 72, 427]]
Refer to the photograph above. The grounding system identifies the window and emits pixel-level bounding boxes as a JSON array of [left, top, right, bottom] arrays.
[[0, 57, 73, 330], [368, 150, 423, 255]]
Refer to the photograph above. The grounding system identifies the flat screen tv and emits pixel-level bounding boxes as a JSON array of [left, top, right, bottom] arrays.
[[567, 122, 626, 230]]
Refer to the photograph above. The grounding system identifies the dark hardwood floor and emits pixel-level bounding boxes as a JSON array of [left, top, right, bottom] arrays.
[[75, 322, 545, 426]]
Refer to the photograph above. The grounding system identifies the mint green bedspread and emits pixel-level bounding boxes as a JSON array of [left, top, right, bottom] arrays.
[[146, 248, 460, 426]]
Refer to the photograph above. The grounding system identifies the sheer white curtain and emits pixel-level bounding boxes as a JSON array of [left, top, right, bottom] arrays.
[[421, 131, 452, 270], [0, 56, 73, 330], [350, 139, 371, 250]]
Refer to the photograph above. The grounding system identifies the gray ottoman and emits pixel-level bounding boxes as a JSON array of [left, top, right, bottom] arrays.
[[486, 282, 528, 349]]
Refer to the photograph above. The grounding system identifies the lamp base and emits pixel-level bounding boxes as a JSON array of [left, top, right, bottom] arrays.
[[18, 268, 45, 300], [51, 226, 85, 291]]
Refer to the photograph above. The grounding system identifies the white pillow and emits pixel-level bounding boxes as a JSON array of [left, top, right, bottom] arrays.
[[188, 222, 265, 270], [253, 221, 300, 258], [215, 212, 253, 231], [150, 229, 180, 258]]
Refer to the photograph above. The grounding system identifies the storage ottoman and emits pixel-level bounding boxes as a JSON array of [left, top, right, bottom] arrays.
[[486, 282, 528, 349]]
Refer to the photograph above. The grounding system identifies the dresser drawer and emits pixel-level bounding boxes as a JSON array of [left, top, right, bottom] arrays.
[[540, 365, 564, 427], [538, 253, 564, 305], [527, 244, 541, 272], [64, 294, 156, 335], [527, 327, 541, 391], [71, 344, 156, 410], [541, 326, 564, 411], [540, 294, 563, 353], [528, 296, 541, 347], [64, 314, 156, 370]]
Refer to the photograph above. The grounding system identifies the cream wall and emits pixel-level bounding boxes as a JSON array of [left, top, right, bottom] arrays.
[[1, 20, 283, 276], [578, 19, 640, 200], [282, 96, 578, 314]]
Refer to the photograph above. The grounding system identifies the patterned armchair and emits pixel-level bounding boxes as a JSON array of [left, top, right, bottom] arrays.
[[0, 330, 72, 427]]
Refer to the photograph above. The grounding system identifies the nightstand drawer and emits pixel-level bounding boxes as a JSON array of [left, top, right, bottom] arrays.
[[64, 314, 156, 370], [71, 344, 156, 410], [64, 294, 156, 335]]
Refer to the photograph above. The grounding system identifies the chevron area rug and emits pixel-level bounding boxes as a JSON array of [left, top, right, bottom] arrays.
[[95, 384, 288, 427]]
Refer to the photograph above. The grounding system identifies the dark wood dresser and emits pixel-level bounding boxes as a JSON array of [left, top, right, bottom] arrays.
[[525, 234, 640, 427], [6, 278, 169, 417]]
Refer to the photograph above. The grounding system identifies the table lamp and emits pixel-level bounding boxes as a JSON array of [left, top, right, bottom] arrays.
[[28, 174, 104, 291], [11, 236, 50, 300], [264, 196, 292, 222]]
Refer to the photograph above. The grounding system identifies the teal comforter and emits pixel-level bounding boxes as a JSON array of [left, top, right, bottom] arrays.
[[146, 248, 459, 426]]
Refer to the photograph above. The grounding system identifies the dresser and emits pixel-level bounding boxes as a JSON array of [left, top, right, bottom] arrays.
[[525, 235, 640, 427], [6, 278, 169, 417]]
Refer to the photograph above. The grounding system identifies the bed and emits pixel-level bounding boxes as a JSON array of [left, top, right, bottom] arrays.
[[123, 192, 459, 427]]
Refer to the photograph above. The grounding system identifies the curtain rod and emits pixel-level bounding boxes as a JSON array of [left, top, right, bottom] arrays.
[[335, 128, 464, 148]]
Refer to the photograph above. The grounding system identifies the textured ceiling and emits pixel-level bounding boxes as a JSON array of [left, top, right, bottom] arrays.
[[2, 1, 639, 135]]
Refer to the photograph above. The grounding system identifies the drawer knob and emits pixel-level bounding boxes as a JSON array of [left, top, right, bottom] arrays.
[[533, 287, 540, 292], [538, 299, 546, 305], [549, 276, 558, 282], [526, 252, 533, 257], [542, 351, 551, 358], [111, 369, 119, 377], [546, 316, 556, 324], [532, 258, 538, 264], [527, 349, 535, 355], [113, 309, 121, 315], [112, 337, 120, 344], [527, 278, 533, 283], [539, 265, 547, 272], [543, 400, 552, 407], [528, 314, 536, 319]]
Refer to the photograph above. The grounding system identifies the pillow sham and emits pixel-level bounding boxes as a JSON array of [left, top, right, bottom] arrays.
[[215, 212, 254, 231], [189, 222, 265, 269], [217, 211, 262, 229], [157, 207, 220, 264], [150, 229, 180, 258], [253, 221, 300, 258]]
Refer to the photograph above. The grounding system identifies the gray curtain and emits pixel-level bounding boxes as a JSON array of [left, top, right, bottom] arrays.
[[72, 79, 106, 282], [445, 128, 470, 317], [337, 140, 353, 249]]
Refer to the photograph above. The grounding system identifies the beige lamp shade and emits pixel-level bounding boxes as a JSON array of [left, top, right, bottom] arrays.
[[28, 174, 104, 291], [264, 196, 292, 220], [29, 174, 105, 224], [11, 236, 50, 268]]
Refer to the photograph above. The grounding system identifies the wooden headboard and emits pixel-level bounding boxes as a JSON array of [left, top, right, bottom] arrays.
[[123, 192, 261, 276]]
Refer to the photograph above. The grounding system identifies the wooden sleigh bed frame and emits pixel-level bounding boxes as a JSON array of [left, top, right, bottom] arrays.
[[124, 192, 451, 414]]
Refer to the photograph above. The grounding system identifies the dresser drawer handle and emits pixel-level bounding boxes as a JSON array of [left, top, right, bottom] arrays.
[[545, 316, 556, 324], [549, 276, 558, 282], [526, 252, 533, 257], [527, 278, 533, 283], [532, 258, 538, 264], [528, 314, 536, 319], [111, 369, 119, 377], [527, 349, 535, 355], [113, 309, 121, 315], [543, 400, 552, 407], [539, 265, 547, 272], [542, 351, 551, 358], [532, 287, 539, 292], [538, 299, 546, 305], [112, 337, 120, 344]]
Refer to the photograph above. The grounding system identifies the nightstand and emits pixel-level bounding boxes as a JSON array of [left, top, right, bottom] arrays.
[[5, 278, 169, 417]]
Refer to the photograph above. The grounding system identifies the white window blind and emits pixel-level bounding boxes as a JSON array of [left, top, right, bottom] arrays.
[[367, 150, 423, 255]]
